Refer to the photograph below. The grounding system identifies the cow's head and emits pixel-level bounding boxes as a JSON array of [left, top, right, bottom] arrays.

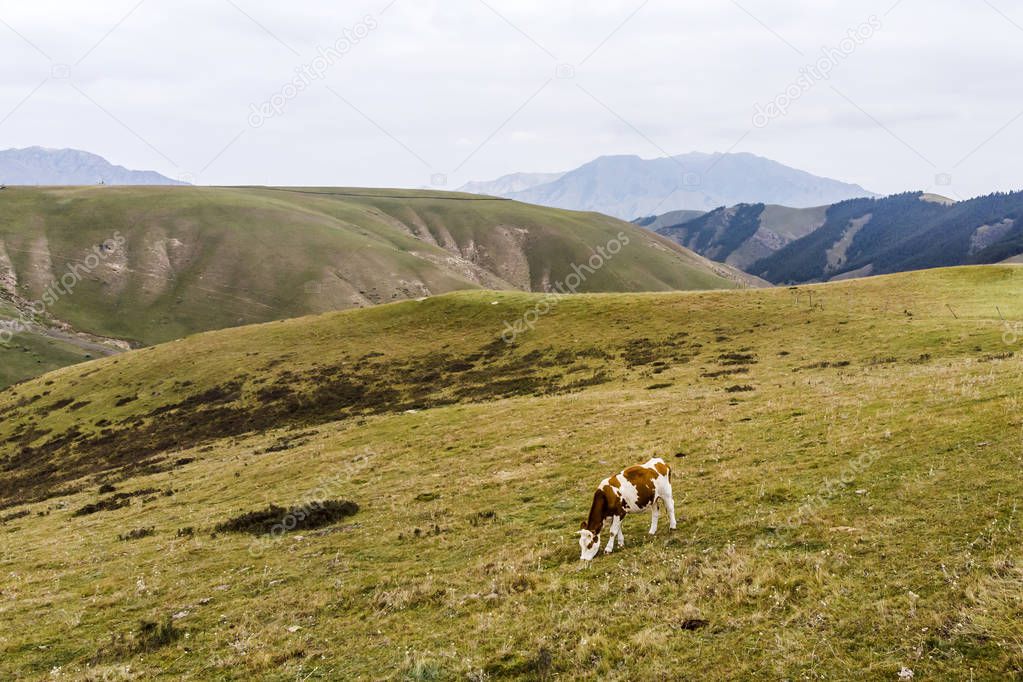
[[577, 525, 600, 561]]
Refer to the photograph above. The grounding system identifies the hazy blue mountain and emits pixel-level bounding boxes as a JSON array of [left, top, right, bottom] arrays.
[[462, 153, 874, 220], [458, 171, 564, 196], [0, 147, 185, 186]]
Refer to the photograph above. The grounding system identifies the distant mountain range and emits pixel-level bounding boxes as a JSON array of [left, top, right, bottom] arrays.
[[641, 191, 1023, 284], [0, 147, 185, 186], [459, 171, 564, 196], [460, 153, 874, 220]]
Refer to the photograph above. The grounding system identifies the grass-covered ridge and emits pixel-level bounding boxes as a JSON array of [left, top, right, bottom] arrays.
[[1, 265, 1022, 678], [0, 185, 755, 388]]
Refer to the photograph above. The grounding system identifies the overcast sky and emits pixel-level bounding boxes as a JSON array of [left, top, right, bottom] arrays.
[[1, 0, 1020, 198]]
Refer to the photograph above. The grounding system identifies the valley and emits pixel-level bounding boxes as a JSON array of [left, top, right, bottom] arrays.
[[0, 186, 755, 388]]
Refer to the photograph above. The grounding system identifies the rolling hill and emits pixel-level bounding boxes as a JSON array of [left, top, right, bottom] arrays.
[[462, 152, 874, 219], [0, 147, 185, 186], [632, 208, 707, 231], [644, 191, 1023, 283], [1, 265, 1022, 678], [0, 185, 757, 388]]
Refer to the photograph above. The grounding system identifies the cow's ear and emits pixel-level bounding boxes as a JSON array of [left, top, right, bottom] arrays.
[[579, 521, 587, 530]]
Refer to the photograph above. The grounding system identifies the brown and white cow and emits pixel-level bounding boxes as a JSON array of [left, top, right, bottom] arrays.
[[577, 457, 676, 561]]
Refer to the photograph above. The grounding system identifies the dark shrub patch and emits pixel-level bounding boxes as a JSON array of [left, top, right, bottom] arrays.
[[73, 497, 131, 517], [110, 488, 159, 500], [99, 616, 181, 660], [118, 527, 155, 541], [469, 510, 497, 526], [701, 367, 749, 378], [646, 383, 672, 390], [444, 360, 475, 372], [46, 398, 75, 411], [258, 432, 315, 454], [718, 352, 757, 366], [149, 381, 242, 416], [725, 384, 755, 393], [622, 339, 655, 366], [98, 483, 116, 494], [114, 395, 137, 407], [414, 492, 440, 502], [801, 360, 851, 370], [177, 527, 195, 537], [214, 499, 358, 536], [678, 618, 710, 631], [72, 487, 156, 516], [1, 509, 30, 523], [255, 385, 293, 402], [565, 371, 610, 390]]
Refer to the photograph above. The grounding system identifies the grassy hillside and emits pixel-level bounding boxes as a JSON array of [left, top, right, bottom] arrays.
[[632, 208, 706, 230], [2, 266, 1022, 679], [0, 186, 755, 388]]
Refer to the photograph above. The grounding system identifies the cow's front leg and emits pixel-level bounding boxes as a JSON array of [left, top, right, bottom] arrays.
[[649, 500, 660, 535], [616, 522, 625, 548], [605, 516, 621, 553], [665, 493, 677, 530]]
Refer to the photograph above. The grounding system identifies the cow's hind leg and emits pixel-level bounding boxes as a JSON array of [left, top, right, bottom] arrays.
[[664, 484, 677, 530], [649, 500, 660, 535]]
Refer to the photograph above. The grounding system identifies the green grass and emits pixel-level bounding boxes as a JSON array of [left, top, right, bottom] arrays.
[[0, 186, 753, 388], [0, 328, 103, 387], [1, 266, 1022, 679]]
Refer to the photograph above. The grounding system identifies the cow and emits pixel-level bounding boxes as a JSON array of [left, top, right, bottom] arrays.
[[577, 457, 676, 561]]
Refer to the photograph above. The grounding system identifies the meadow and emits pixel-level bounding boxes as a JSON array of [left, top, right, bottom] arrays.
[[1, 266, 1022, 679]]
